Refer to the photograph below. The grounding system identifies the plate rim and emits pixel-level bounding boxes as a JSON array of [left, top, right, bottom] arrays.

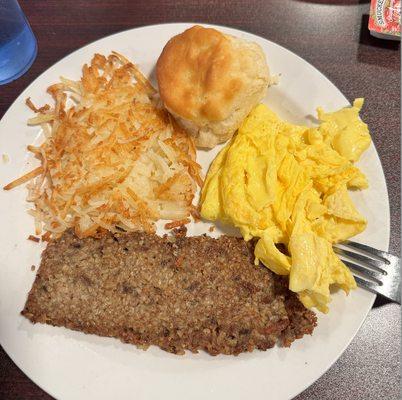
[[0, 22, 389, 400]]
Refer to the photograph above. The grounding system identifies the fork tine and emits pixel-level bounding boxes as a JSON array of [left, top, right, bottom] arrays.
[[337, 242, 401, 304], [343, 260, 385, 284], [354, 276, 380, 294], [355, 275, 401, 304], [341, 241, 390, 262], [334, 247, 387, 272]]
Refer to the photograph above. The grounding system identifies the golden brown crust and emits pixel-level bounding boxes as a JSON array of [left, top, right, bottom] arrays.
[[156, 25, 271, 148], [157, 26, 247, 122]]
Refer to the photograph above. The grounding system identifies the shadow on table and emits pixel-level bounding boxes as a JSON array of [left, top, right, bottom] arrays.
[[357, 14, 400, 70], [373, 295, 393, 308]]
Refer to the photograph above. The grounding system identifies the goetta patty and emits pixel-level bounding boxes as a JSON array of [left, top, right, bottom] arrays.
[[22, 230, 316, 355]]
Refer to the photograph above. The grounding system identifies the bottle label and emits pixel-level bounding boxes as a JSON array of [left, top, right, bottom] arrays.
[[369, 0, 401, 37]]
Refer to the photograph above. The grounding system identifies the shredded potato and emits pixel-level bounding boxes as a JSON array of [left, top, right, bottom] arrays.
[[5, 52, 202, 239]]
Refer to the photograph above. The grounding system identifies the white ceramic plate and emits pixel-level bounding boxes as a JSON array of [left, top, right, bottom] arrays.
[[0, 23, 389, 400]]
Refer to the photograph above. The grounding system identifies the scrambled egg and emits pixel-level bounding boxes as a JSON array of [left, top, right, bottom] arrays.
[[201, 99, 371, 312]]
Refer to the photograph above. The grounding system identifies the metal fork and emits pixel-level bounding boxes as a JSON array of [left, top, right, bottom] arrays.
[[333, 241, 400, 304]]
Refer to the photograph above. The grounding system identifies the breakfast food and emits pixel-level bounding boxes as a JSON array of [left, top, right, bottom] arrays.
[[156, 25, 271, 148], [22, 230, 317, 355], [201, 100, 371, 312], [4, 53, 202, 239]]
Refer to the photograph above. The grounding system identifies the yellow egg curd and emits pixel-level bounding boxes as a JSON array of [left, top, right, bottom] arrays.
[[200, 99, 371, 312]]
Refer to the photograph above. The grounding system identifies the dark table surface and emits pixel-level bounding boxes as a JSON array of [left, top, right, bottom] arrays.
[[0, 1, 400, 399]]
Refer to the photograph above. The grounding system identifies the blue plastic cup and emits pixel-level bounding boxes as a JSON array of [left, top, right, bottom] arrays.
[[0, 0, 37, 85]]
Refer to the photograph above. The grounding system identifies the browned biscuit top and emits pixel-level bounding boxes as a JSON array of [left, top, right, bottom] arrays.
[[157, 26, 248, 122]]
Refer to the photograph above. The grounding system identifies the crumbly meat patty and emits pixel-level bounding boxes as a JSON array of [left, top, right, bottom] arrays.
[[22, 230, 316, 355]]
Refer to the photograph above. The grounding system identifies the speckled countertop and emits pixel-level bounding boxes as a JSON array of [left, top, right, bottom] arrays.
[[296, 304, 401, 400], [0, 1, 400, 399]]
